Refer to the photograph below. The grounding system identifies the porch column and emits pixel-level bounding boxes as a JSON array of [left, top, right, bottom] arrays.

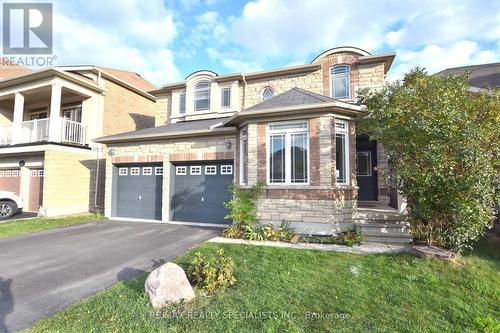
[[48, 83, 62, 142], [11, 92, 24, 144]]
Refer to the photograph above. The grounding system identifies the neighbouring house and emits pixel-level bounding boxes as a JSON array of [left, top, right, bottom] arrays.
[[0, 64, 156, 216], [436, 62, 500, 92], [94, 46, 412, 242]]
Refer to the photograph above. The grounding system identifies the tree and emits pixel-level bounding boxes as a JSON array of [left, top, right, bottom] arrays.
[[358, 68, 500, 252]]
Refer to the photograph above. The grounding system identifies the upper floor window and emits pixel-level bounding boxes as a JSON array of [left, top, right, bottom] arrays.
[[179, 90, 186, 114], [221, 86, 231, 109], [268, 120, 309, 185], [331, 65, 351, 99], [194, 81, 211, 111], [335, 120, 349, 184], [262, 86, 274, 101]]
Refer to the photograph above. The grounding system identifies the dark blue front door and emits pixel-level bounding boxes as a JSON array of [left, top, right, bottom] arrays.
[[356, 137, 378, 201]]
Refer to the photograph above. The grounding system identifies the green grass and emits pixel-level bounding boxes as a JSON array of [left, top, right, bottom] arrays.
[[0, 214, 100, 238], [28, 236, 500, 333]]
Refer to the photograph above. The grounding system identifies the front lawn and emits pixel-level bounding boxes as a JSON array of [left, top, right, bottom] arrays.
[[0, 214, 100, 238], [28, 236, 500, 332]]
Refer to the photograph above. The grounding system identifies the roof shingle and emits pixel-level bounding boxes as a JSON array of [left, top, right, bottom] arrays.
[[436, 62, 500, 89]]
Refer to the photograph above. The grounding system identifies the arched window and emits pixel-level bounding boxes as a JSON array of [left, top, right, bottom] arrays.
[[261, 86, 274, 101], [330, 65, 351, 99], [194, 81, 211, 111]]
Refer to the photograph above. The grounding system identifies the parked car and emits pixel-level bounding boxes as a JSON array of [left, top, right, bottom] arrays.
[[0, 191, 24, 219]]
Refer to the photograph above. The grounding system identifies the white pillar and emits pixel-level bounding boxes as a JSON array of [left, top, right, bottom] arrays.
[[48, 83, 62, 142], [12, 92, 24, 144]]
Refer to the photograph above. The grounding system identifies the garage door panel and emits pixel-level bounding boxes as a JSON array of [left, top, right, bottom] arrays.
[[0, 169, 21, 194], [172, 162, 233, 224], [116, 164, 162, 220]]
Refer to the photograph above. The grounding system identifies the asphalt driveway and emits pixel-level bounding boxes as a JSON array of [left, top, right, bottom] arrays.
[[0, 220, 219, 332]]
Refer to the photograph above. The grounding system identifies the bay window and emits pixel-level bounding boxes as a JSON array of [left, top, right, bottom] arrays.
[[335, 120, 350, 184], [268, 121, 309, 184], [194, 81, 211, 111]]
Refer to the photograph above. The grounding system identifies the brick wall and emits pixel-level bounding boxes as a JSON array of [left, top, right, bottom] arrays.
[[42, 148, 97, 216], [102, 79, 156, 136]]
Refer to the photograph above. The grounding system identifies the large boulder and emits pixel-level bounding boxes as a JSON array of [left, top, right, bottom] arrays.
[[145, 262, 195, 309]]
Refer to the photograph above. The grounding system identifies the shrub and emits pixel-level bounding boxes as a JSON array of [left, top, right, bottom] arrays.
[[337, 230, 364, 246], [301, 230, 364, 247], [224, 183, 265, 227], [187, 249, 236, 294], [358, 68, 500, 252], [222, 224, 245, 239]]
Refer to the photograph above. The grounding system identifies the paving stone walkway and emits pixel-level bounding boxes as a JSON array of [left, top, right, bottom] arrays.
[[209, 237, 411, 254]]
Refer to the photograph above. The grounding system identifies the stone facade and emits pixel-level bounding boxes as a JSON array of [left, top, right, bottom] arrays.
[[104, 134, 236, 219], [106, 47, 393, 231], [236, 115, 358, 234], [244, 70, 323, 107]]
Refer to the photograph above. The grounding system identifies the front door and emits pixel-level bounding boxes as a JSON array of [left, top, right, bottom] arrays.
[[356, 137, 378, 201]]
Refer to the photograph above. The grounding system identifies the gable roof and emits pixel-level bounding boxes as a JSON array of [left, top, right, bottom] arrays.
[[245, 87, 340, 112], [95, 66, 157, 91], [94, 117, 235, 143], [436, 62, 500, 90], [223, 87, 364, 126]]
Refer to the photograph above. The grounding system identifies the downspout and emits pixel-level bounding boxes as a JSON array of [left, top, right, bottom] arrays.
[[93, 147, 101, 211], [242, 74, 247, 110]]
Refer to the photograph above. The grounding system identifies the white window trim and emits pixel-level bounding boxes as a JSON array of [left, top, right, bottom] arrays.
[[155, 167, 163, 175], [11, 170, 19, 177], [190, 166, 202, 175], [221, 165, 233, 175], [220, 85, 231, 109], [266, 120, 310, 185], [356, 151, 372, 177], [118, 168, 128, 176], [239, 129, 247, 185], [0, 171, 4, 177], [194, 80, 211, 112], [205, 165, 217, 175], [175, 166, 187, 175], [330, 65, 351, 100], [142, 167, 153, 176], [5, 171, 11, 177], [335, 119, 350, 185], [179, 90, 186, 114], [130, 167, 140, 176], [38, 170, 44, 177]]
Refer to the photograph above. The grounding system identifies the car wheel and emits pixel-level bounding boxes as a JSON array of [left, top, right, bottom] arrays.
[[0, 201, 16, 219]]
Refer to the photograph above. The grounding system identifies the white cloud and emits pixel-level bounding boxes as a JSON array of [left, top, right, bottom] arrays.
[[206, 47, 262, 73], [204, 0, 500, 77], [388, 41, 499, 80], [52, 0, 181, 86]]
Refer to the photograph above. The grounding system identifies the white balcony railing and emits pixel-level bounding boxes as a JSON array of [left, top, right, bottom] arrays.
[[0, 118, 87, 146]]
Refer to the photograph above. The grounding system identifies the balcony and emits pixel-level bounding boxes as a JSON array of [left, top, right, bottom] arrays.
[[0, 118, 87, 146]]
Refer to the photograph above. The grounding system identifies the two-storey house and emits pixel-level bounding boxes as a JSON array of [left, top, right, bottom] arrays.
[[96, 46, 397, 236], [0, 64, 156, 216]]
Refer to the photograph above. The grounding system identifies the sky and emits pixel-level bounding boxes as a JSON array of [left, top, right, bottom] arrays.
[[27, 0, 500, 86]]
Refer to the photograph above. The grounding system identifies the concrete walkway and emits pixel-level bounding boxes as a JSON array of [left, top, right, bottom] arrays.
[[209, 237, 411, 254]]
